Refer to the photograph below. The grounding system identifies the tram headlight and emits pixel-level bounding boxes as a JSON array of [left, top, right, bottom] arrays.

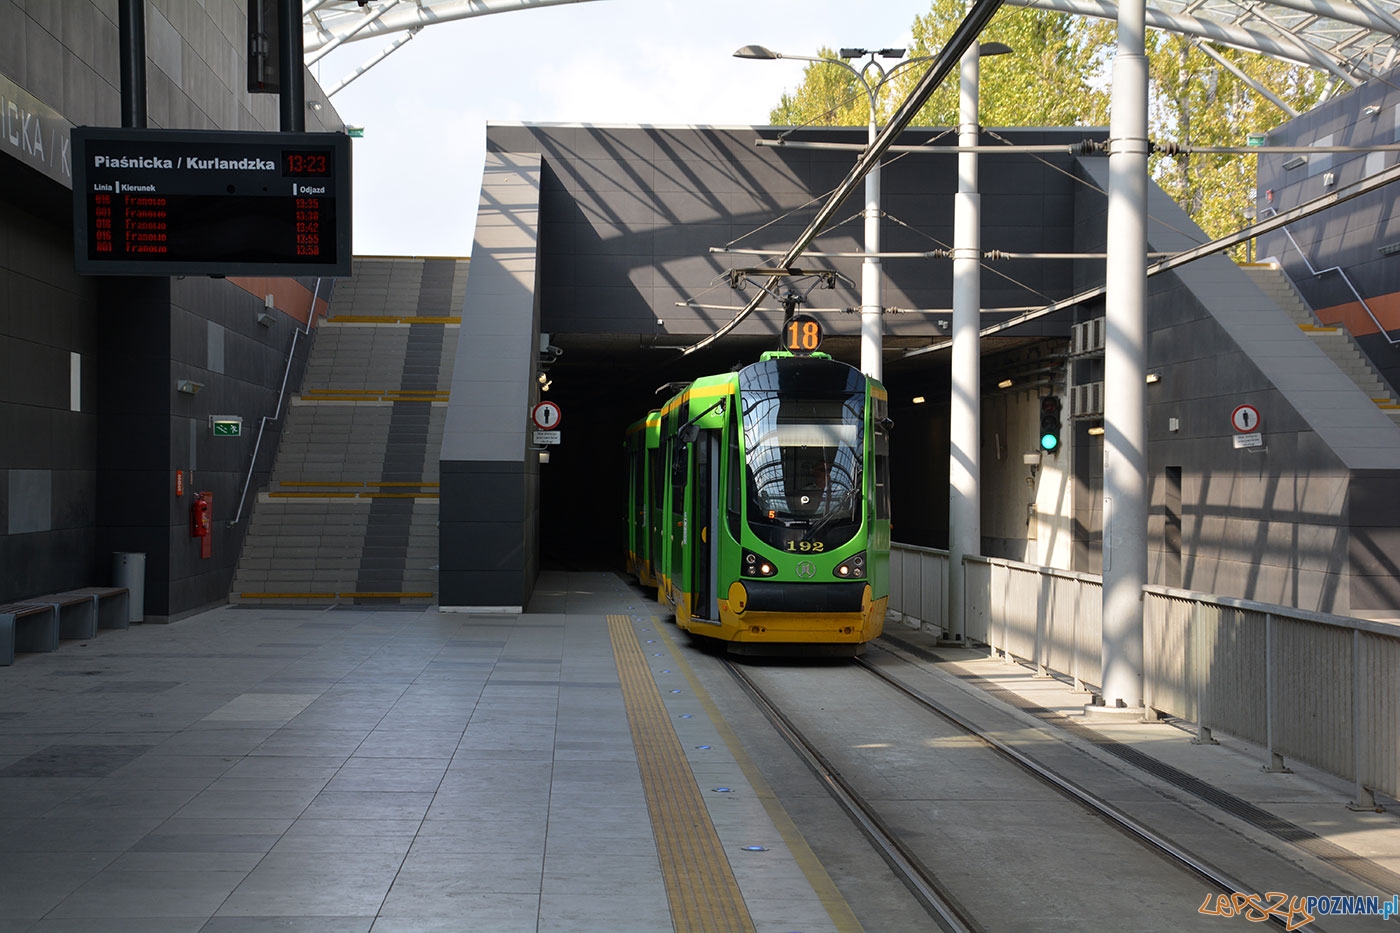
[[833, 551, 866, 579], [742, 549, 778, 577]]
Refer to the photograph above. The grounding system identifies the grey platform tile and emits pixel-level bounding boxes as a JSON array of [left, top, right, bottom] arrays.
[[106, 754, 241, 787], [27, 920, 205, 932], [369, 895, 539, 933], [55, 784, 204, 821], [156, 728, 280, 757], [46, 869, 249, 919], [0, 816, 162, 853], [252, 728, 371, 758], [173, 785, 321, 821], [423, 795, 551, 823], [0, 744, 152, 777], [321, 756, 449, 793], [352, 728, 462, 756], [0, 851, 115, 920], [407, 818, 548, 855], [267, 818, 421, 855], [215, 851, 407, 917], [384, 851, 544, 897], [198, 919, 373, 933], [105, 849, 267, 873], [537, 892, 674, 933], [131, 832, 282, 855], [300, 790, 435, 821], [541, 853, 663, 894]]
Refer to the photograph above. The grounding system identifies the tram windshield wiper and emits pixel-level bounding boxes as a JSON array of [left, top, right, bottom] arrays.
[[802, 485, 859, 542]]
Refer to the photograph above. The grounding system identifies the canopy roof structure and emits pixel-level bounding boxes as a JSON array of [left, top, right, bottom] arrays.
[[305, 0, 1400, 105]]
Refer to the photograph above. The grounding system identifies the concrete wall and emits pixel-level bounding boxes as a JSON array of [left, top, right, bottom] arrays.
[[1256, 67, 1400, 396], [1070, 158, 1400, 615], [0, 2, 341, 618]]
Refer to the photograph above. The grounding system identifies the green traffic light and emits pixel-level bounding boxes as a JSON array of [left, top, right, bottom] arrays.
[[1040, 433, 1059, 451]]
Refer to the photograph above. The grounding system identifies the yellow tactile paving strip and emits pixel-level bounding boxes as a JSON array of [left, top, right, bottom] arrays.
[[268, 481, 440, 500], [608, 614, 756, 933]]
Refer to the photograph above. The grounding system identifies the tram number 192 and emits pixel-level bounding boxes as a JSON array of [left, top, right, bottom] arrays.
[[784, 313, 823, 353]]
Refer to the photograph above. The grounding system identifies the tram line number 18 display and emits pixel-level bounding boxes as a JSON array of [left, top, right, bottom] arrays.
[[783, 313, 823, 353]]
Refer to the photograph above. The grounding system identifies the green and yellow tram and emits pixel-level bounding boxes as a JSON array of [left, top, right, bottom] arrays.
[[624, 323, 891, 655]]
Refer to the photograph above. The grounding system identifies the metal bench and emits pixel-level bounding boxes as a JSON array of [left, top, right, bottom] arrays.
[[49, 587, 130, 632], [0, 602, 60, 665], [32, 592, 98, 641]]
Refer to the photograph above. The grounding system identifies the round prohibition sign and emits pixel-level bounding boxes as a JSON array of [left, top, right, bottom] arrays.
[[532, 400, 562, 430], [1231, 404, 1261, 433]]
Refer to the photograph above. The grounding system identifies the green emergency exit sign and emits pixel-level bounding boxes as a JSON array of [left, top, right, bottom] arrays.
[[211, 416, 243, 437]]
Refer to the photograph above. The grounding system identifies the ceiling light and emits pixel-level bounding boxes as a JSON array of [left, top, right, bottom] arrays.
[[911, 396, 926, 404], [997, 378, 1013, 389], [1088, 425, 1105, 436]]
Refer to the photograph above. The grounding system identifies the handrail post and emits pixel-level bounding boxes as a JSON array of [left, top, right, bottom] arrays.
[[1191, 602, 1217, 745], [1262, 612, 1289, 772], [1349, 628, 1380, 811]]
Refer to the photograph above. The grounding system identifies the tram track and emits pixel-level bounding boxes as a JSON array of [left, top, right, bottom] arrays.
[[720, 641, 1337, 932]]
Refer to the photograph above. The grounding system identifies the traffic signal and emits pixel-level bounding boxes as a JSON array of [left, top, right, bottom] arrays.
[[1039, 395, 1062, 452]]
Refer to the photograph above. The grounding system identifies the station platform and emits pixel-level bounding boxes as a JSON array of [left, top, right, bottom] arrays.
[[0, 570, 1396, 932]]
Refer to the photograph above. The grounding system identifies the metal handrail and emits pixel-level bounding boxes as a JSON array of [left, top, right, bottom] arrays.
[[231, 278, 323, 525], [1260, 206, 1398, 346]]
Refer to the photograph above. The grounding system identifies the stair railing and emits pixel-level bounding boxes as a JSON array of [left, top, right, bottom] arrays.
[[231, 277, 323, 526], [1261, 206, 1398, 347]]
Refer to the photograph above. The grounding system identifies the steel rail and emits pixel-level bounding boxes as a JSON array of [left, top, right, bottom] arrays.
[[856, 645, 1299, 930], [721, 658, 978, 933]]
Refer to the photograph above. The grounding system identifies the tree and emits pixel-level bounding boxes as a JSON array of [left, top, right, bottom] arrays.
[[765, 1, 1329, 255]]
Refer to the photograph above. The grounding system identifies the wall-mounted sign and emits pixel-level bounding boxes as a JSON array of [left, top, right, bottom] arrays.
[[532, 401, 562, 430], [1231, 404, 1261, 433], [71, 127, 351, 277], [210, 415, 243, 437]]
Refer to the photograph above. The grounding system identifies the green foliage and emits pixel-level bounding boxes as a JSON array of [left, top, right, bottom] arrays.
[[764, 1, 1329, 253]]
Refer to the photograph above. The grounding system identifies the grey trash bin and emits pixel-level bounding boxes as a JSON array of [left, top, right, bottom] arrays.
[[113, 552, 146, 623]]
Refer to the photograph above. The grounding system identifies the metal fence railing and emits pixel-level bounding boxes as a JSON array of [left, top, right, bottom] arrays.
[[888, 543, 1400, 808]]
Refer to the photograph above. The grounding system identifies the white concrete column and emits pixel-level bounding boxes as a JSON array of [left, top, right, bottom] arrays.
[[860, 117, 883, 381], [1101, 0, 1149, 710], [948, 45, 982, 643]]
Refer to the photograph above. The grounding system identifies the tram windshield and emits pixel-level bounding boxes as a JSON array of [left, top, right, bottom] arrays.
[[740, 389, 865, 548]]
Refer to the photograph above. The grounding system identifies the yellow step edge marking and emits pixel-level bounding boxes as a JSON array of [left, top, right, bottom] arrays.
[[649, 617, 864, 933], [326, 315, 460, 324], [279, 481, 366, 487], [268, 491, 438, 499], [368, 481, 440, 487], [239, 592, 337, 599], [238, 592, 432, 600], [1298, 324, 1342, 333], [607, 614, 756, 933], [268, 491, 360, 498]]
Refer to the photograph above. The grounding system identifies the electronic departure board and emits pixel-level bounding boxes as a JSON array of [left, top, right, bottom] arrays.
[[71, 127, 352, 277]]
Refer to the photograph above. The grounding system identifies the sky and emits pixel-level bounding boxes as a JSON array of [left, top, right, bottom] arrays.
[[310, 0, 926, 257]]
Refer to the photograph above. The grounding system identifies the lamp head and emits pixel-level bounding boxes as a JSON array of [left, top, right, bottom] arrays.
[[733, 45, 779, 60], [978, 41, 1014, 56], [877, 48, 906, 59], [838, 48, 868, 60]]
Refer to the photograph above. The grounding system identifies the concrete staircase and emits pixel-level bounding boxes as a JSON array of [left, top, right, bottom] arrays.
[[1241, 262, 1400, 426], [231, 257, 466, 605]]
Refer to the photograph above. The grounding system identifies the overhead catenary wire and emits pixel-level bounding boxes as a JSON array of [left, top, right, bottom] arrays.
[[678, 0, 1009, 358]]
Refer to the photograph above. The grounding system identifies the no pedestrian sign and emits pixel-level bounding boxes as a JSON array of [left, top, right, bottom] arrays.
[[1231, 404, 1261, 433], [532, 401, 562, 430]]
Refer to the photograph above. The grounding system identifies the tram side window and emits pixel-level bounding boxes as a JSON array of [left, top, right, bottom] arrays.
[[669, 435, 686, 520], [873, 400, 891, 521], [649, 446, 665, 512], [726, 410, 742, 542]]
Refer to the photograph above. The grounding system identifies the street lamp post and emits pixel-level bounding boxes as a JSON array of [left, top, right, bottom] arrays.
[[735, 43, 1011, 384], [735, 44, 905, 381]]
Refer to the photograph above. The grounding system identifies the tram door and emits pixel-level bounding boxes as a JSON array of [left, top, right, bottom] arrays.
[[690, 430, 720, 622]]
